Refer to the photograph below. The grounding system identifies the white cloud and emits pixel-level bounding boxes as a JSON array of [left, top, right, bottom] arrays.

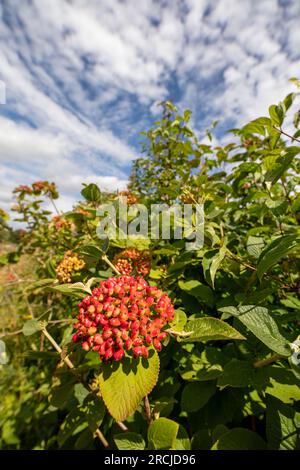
[[0, 0, 300, 219]]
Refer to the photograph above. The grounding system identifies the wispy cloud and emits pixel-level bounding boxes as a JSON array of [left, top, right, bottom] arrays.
[[0, 0, 299, 215]]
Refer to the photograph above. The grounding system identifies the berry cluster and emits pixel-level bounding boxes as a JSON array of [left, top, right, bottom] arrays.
[[56, 250, 85, 283], [50, 215, 71, 231], [14, 181, 58, 198], [72, 275, 174, 361], [114, 248, 151, 276]]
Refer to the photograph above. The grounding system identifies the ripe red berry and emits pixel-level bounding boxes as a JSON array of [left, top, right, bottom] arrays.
[[114, 348, 124, 361], [72, 275, 174, 362]]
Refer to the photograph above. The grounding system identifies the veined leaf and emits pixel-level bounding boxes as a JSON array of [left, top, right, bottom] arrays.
[[98, 351, 159, 421], [182, 317, 245, 342], [219, 305, 291, 356]]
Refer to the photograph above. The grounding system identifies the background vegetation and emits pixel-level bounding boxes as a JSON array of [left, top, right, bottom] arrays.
[[0, 87, 300, 450]]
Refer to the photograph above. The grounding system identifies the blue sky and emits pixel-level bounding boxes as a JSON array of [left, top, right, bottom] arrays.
[[0, 0, 300, 214]]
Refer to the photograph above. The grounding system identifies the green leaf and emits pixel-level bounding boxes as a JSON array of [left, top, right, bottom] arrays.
[[264, 149, 298, 184], [269, 104, 284, 126], [51, 279, 100, 297], [257, 235, 298, 281], [81, 183, 101, 203], [169, 309, 187, 332], [172, 425, 191, 450], [114, 432, 145, 450], [266, 395, 300, 450], [217, 359, 254, 388], [212, 428, 267, 450], [181, 381, 216, 412], [77, 241, 108, 259], [183, 317, 245, 342], [50, 382, 75, 408], [98, 351, 160, 421], [58, 394, 105, 447], [202, 247, 226, 288], [148, 418, 179, 450], [178, 280, 214, 307], [242, 117, 271, 135], [283, 92, 297, 111], [74, 384, 90, 405], [219, 305, 291, 356], [246, 236, 265, 259], [263, 366, 300, 403], [22, 319, 43, 336], [58, 409, 88, 447], [191, 429, 212, 450]]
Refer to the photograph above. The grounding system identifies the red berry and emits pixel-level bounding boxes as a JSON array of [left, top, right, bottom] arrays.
[[94, 334, 103, 345], [113, 348, 124, 361], [153, 338, 162, 351], [72, 275, 174, 362]]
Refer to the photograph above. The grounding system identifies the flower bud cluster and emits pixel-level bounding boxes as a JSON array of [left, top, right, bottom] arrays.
[[72, 275, 174, 361], [114, 249, 151, 276], [118, 190, 138, 205], [56, 250, 85, 283]]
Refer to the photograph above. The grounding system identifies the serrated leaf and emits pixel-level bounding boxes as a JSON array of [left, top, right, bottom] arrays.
[[257, 235, 298, 281], [114, 432, 145, 450], [98, 351, 159, 421], [148, 417, 179, 450], [219, 305, 291, 356], [183, 317, 245, 342]]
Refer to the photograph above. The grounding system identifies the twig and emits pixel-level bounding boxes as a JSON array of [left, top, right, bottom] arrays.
[[253, 354, 281, 368], [102, 254, 121, 275], [273, 126, 300, 144], [117, 421, 128, 431], [94, 429, 109, 448], [165, 328, 193, 337], [48, 196, 60, 215], [144, 395, 152, 424], [41, 327, 75, 369]]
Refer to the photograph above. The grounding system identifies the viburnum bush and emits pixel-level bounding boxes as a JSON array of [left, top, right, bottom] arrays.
[[0, 84, 300, 450]]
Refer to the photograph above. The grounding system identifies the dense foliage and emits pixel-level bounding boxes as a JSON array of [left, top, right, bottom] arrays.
[[0, 88, 300, 450]]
